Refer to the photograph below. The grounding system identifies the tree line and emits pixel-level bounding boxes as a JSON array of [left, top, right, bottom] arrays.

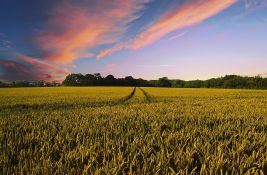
[[62, 73, 152, 87], [62, 73, 267, 89], [0, 80, 60, 87], [1, 73, 267, 89], [170, 75, 267, 89]]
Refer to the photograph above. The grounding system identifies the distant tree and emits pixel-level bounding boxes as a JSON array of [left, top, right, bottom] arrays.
[[136, 78, 151, 87], [12, 81, 30, 87], [77, 74, 84, 85], [93, 73, 102, 81], [94, 73, 103, 85], [223, 75, 244, 88], [171, 79, 185, 88], [84, 74, 96, 85], [117, 78, 125, 86], [184, 80, 202, 88], [0, 81, 8, 87], [124, 76, 136, 86], [60, 73, 267, 89], [105, 75, 117, 86], [205, 78, 223, 88], [158, 77, 171, 87], [62, 74, 80, 86], [34, 80, 45, 87], [45, 82, 51, 87], [50, 81, 61, 87], [260, 78, 267, 89], [148, 80, 157, 87]]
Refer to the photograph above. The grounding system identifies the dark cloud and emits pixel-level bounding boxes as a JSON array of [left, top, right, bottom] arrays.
[[0, 56, 68, 82], [0, 60, 32, 81]]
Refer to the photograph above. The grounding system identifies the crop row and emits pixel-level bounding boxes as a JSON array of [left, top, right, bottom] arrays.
[[1, 87, 267, 174]]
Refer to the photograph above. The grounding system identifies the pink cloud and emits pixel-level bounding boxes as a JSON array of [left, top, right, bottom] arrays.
[[130, 0, 237, 49], [17, 54, 69, 81], [168, 31, 189, 41], [37, 0, 150, 64], [96, 0, 237, 59], [3, 61, 16, 68], [96, 44, 126, 60], [0, 54, 69, 82]]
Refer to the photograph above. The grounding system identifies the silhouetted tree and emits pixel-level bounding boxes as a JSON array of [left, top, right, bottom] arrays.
[[124, 76, 136, 86], [0, 81, 8, 87], [136, 78, 151, 87], [62, 74, 80, 86], [94, 73, 103, 85], [105, 75, 116, 86], [171, 79, 185, 88], [33, 80, 45, 87], [12, 81, 30, 87], [158, 77, 171, 87], [84, 74, 96, 85], [59, 73, 267, 89]]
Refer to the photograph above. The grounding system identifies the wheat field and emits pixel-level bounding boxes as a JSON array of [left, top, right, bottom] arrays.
[[1, 87, 267, 174]]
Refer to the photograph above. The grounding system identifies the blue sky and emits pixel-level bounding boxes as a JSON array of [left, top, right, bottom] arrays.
[[0, 0, 267, 82]]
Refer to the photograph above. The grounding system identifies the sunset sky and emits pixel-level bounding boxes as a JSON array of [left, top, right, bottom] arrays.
[[0, 0, 267, 82]]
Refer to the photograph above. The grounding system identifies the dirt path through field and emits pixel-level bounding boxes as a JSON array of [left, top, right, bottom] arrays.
[[122, 87, 154, 104], [3, 87, 153, 110], [139, 88, 153, 102]]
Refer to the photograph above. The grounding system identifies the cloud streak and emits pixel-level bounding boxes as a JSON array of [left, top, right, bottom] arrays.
[[37, 0, 150, 64], [0, 33, 12, 51], [168, 31, 189, 41], [96, 43, 126, 60], [0, 55, 68, 82], [0, 0, 240, 81], [1, 1, 151, 81], [96, 0, 237, 58], [244, 0, 267, 10], [130, 0, 237, 49]]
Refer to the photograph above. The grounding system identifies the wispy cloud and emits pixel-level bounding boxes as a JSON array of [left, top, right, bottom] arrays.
[[97, 0, 237, 59], [0, 32, 12, 51], [168, 31, 189, 41], [0, 1, 151, 81], [0, 55, 68, 82], [96, 43, 126, 60], [244, 0, 267, 10], [137, 64, 176, 68], [130, 0, 237, 49], [37, 0, 150, 64]]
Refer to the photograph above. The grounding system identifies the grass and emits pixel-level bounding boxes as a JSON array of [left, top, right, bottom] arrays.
[[1, 87, 267, 174]]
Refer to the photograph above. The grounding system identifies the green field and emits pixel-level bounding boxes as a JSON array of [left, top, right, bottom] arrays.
[[1, 87, 267, 174]]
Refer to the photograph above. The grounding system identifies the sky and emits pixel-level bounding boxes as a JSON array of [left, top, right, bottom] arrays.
[[0, 0, 267, 82]]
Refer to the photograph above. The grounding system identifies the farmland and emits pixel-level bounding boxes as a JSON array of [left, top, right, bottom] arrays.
[[1, 87, 267, 174]]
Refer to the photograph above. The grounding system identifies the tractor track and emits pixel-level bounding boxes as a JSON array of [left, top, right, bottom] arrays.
[[139, 87, 153, 102], [2, 87, 137, 111], [2, 87, 158, 112], [120, 87, 136, 103]]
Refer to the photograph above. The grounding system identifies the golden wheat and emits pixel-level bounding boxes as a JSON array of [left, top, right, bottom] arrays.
[[1, 87, 267, 174]]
